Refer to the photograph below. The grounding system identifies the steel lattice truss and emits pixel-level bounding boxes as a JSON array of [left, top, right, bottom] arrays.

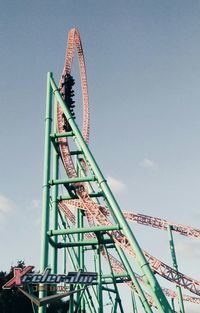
[[38, 28, 200, 313]]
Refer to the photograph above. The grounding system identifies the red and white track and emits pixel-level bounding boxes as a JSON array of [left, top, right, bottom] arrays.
[[56, 28, 200, 305], [59, 201, 200, 307]]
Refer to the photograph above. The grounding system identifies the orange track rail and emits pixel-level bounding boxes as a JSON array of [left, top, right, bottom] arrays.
[[56, 28, 200, 303]]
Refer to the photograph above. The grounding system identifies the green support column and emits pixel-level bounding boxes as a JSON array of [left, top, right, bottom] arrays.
[[69, 284, 74, 313], [76, 158, 85, 313], [103, 246, 124, 313], [131, 292, 138, 313], [171, 298, 175, 312], [58, 210, 67, 274], [77, 209, 85, 312], [52, 98, 59, 274], [39, 72, 53, 313], [97, 244, 103, 313], [49, 74, 172, 313], [63, 243, 67, 274], [116, 246, 153, 313], [167, 225, 185, 313], [77, 211, 84, 269]]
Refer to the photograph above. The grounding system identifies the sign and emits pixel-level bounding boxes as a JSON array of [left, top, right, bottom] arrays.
[[3, 267, 97, 289]]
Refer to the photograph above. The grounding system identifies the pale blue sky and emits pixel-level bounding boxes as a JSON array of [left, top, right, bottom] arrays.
[[1, 1, 200, 312]]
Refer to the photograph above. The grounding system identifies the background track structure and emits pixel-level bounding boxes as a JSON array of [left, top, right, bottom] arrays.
[[39, 28, 200, 313]]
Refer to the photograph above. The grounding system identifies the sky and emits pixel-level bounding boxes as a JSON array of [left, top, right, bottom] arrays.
[[1, 1, 200, 312]]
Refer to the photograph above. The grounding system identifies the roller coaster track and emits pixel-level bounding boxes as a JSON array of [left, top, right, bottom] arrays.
[[123, 211, 200, 239], [58, 201, 200, 306], [62, 199, 200, 240], [62, 198, 200, 296], [55, 28, 200, 308]]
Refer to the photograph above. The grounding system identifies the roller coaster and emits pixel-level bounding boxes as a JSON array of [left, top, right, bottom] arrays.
[[39, 28, 200, 313]]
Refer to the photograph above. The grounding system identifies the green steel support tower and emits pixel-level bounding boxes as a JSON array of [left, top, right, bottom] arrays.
[[37, 27, 200, 313], [39, 71, 172, 313]]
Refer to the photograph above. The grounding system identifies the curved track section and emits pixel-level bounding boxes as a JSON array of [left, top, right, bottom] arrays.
[[64, 199, 200, 240], [57, 28, 200, 301], [62, 199, 200, 296], [57, 28, 89, 178], [58, 202, 200, 306], [123, 211, 200, 239]]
